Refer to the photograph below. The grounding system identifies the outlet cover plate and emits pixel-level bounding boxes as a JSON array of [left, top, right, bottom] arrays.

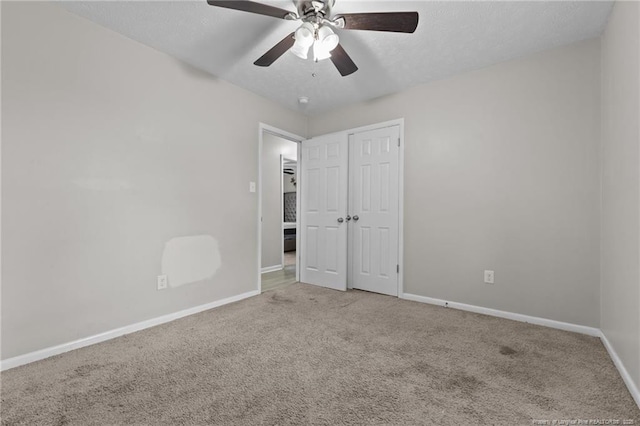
[[157, 275, 168, 290], [484, 270, 495, 284]]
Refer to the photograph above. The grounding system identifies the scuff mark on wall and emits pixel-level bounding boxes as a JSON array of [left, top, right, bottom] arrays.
[[161, 235, 221, 288]]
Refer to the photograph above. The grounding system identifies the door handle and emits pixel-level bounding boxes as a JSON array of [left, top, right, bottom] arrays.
[[353, 215, 359, 221], [337, 217, 344, 223], [345, 215, 351, 221]]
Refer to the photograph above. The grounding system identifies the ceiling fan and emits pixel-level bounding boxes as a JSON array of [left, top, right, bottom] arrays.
[[206, 0, 419, 76]]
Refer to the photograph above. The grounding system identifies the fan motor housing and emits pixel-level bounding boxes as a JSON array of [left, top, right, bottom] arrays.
[[295, 0, 334, 19]]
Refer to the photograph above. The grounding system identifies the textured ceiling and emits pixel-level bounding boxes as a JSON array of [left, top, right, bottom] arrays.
[[61, 1, 613, 114]]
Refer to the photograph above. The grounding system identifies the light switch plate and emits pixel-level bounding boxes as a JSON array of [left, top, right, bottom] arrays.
[[249, 181, 256, 193]]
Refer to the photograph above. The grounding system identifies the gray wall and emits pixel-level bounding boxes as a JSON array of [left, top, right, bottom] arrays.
[[601, 0, 640, 395], [261, 133, 297, 269], [308, 39, 602, 328], [1, 2, 306, 360]]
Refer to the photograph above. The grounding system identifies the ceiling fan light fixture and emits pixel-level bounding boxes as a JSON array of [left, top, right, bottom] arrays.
[[317, 26, 339, 51], [291, 22, 315, 59], [313, 40, 332, 61], [313, 26, 339, 61], [290, 43, 310, 59], [207, 0, 419, 77]]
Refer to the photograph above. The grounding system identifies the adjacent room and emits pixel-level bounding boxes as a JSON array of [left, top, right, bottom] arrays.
[[260, 130, 299, 292], [1, 0, 639, 424]]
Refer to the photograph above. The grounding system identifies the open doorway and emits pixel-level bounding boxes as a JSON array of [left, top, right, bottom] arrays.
[[258, 125, 302, 293], [282, 156, 298, 273]]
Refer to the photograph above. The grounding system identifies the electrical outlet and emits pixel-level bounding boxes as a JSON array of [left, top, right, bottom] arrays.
[[157, 275, 168, 290], [484, 270, 495, 284]]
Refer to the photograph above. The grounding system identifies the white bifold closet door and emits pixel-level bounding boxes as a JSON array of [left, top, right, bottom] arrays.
[[349, 125, 400, 296], [300, 125, 400, 296], [300, 132, 349, 291]]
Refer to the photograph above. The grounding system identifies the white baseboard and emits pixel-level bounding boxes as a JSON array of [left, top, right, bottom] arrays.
[[0, 289, 260, 371], [599, 331, 640, 408], [261, 264, 283, 274], [400, 293, 601, 337]]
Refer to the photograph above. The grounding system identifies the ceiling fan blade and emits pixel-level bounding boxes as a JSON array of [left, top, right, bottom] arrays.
[[337, 12, 419, 33], [330, 44, 358, 77], [207, 1, 294, 19], [254, 32, 295, 67]]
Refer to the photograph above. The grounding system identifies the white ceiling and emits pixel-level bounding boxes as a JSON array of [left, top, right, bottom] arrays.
[[61, 1, 613, 114]]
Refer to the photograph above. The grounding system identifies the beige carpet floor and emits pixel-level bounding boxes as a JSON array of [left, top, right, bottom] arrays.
[[1, 283, 638, 425]]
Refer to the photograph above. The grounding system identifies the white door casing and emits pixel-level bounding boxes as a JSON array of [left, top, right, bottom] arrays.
[[300, 132, 349, 291], [349, 125, 400, 296]]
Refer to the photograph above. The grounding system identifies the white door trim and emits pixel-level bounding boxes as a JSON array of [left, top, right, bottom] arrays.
[[257, 123, 304, 293]]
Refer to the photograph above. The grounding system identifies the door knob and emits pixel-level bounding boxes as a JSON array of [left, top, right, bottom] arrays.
[[345, 215, 351, 221], [353, 215, 359, 221], [337, 217, 344, 223]]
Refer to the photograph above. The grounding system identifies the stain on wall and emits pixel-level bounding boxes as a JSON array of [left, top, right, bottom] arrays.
[[161, 235, 221, 288]]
